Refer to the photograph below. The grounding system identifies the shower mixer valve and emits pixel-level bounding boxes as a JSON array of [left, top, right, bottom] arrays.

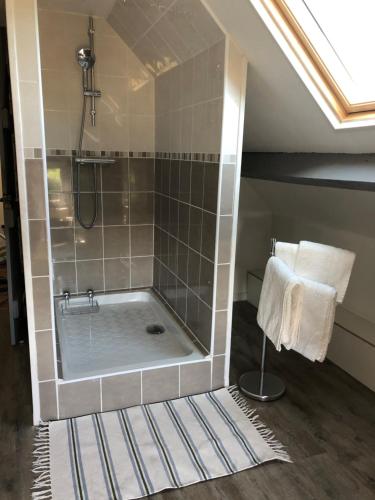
[[87, 289, 94, 306]]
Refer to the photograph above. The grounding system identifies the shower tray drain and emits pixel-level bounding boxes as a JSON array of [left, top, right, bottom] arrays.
[[146, 324, 165, 335]]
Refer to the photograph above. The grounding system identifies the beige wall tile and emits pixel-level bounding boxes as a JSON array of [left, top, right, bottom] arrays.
[[51, 228, 75, 262], [214, 310, 228, 355], [76, 260, 104, 293], [19, 81, 43, 148], [216, 265, 230, 311], [36, 330, 55, 381], [212, 355, 225, 390], [131, 225, 153, 256], [142, 366, 179, 404], [29, 220, 49, 276], [26, 160, 46, 219], [103, 193, 129, 225], [44, 110, 71, 150], [104, 258, 130, 291], [130, 192, 153, 224], [129, 158, 154, 191], [14, 4, 39, 82], [180, 361, 211, 397], [218, 216, 233, 264], [39, 381, 58, 420], [48, 193, 74, 228], [99, 75, 128, 115], [33, 277, 52, 331], [220, 163, 236, 215], [59, 379, 101, 419], [128, 76, 154, 116], [53, 262, 77, 295], [42, 69, 69, 111], [75, 227, 103, 260], [131, 256, 153, 287], [102, 372, 141, 412], [104, 226, 130, 258], [47, 156, 72, 192], [129, 114, 154, 152]]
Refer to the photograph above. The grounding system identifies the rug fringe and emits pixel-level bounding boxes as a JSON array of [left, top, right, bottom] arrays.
[[227, 385, 292, 463], [32, 422, 53, 500]]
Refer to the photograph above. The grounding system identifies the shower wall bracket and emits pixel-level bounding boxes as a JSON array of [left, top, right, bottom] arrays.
[[84, 90, 101, 98]]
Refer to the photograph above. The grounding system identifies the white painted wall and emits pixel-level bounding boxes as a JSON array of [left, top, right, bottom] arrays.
[[234, 180, 271, 301], [237, 178, 375, 390], [256, 181, 375, 324], [206, 0, 375, 153]]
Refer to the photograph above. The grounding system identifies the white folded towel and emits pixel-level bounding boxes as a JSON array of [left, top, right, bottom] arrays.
[[284, 277, 337, 362], [257, 256, 304, 351], [275, 242, 298, 270], [294, 241, 355, 303]]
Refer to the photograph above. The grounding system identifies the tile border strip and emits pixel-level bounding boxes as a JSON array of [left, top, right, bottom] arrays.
[[41, 150, 222, 163]]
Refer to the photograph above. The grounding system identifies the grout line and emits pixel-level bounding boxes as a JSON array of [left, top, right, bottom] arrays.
[[50, 223, 154, 229], [72, 159, 78, 294], [155, 255, 212, 311], [210, 357, 213, 390], [128, 161, 132, 288], [178, 364, 181, 398], [156, 224, 215, 265], [53, 255, 155, 264], [56, 381, 60, 420], [156, 190, 217, 217], [100, 378, 103, 412], [100, 166, 106, 291], [131, 0, 179, 53], [152, 285, 209, 355]]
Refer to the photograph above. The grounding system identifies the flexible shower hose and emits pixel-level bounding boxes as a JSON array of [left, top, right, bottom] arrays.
[[75, 85, 98, 230]]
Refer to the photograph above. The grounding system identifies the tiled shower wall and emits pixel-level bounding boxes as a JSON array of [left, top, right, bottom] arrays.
[[8, 0, 246, 423], [107, 0, 228, 355], [38, 9, 154, 153], [48, 156, 154, 295], [152, 36, 225, 353], [38, 8, 156, 295]]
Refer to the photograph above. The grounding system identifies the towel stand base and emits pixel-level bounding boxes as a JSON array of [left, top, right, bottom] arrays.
[[239, 319, 286, 401], [239, 371, 285, 402], [239, 238, 286, 402]]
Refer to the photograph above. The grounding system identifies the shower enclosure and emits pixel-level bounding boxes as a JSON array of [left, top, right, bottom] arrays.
[[7, 0, 246, 422]]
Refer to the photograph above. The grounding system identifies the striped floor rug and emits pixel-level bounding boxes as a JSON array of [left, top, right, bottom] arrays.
[[32, 387, 291, 499]]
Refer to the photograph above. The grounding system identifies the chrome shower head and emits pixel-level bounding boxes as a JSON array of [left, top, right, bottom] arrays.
[[76, 47, 95, 70]]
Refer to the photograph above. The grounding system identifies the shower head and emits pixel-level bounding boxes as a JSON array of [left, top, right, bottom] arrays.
[[76, 47, 95, 71]]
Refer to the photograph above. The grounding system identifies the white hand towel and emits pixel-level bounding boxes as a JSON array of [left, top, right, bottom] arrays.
[[284, 277, 337, 362], [257, 256, 304, 350], [275, 242, 299, 270], [294, 241, 355, 303]]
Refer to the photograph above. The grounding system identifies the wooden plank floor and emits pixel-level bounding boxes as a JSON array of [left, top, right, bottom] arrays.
[[0, 300, 374, 499]]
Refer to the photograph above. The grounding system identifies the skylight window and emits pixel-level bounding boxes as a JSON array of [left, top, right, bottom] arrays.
[[257, 0, 375, 125], [284, 0, 375, 107]]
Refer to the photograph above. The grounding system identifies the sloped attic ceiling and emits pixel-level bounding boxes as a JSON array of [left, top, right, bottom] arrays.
[[107, 0, 223, 77], [205, 0, 375, 153]]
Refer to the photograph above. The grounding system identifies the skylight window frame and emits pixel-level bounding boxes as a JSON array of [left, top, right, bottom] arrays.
[[259, 0, 375, 125]]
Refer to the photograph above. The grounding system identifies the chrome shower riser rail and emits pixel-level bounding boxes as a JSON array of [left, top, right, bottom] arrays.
[[75, 157, 115, 164]]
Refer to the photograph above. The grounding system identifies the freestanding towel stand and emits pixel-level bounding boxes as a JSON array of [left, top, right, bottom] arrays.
[[239, 238, 286, 402]]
